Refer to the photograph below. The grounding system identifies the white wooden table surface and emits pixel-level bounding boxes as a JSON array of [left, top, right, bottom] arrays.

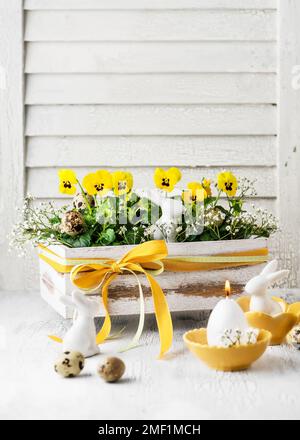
[[1, 290, 300, 421]]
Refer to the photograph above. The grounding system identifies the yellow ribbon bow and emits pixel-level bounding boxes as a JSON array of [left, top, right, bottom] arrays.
[[70, 240, 173, 358]]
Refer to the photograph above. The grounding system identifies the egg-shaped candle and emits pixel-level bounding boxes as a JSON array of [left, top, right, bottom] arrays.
[[207, 281, 248, 346]]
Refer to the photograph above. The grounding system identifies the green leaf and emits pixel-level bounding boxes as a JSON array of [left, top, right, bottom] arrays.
[[199, 231, 215, 241], [231, 199, 243, 214], [214, 205, 228, 215], [49, 216, 61, 225], [204, 196, 217, 206], [127, 192, 139, 206], [99, 228, 116, 245], [62, 232, 92, 248]]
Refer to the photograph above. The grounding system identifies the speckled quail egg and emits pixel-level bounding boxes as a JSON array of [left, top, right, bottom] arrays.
[[73, 192, 94, 211], [97, 357, 125, 383], [54, 351, 85, 378], [60, 210, 85, 236]]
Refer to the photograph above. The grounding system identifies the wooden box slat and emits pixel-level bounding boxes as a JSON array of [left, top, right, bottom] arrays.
[[39, 238, 267, 318]]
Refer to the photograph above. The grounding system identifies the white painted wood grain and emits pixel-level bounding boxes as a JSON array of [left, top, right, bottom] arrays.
[[26, 105, 277, 136], [24, 0, 278, 11], [0, 0, 25, 290], [27, 166, 276, 198], [25, 42, 276, 73], [25, 10, 276, 42], [26, 135, 277, 167], [26, 73, 277, 104]]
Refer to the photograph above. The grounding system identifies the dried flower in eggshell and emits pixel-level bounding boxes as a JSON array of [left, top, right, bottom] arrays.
[[97, 357, 125, 383], [60, 210, 84, 236], [220, 328, 259, 348]]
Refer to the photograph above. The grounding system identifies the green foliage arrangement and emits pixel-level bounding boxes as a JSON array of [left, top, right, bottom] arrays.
[[10, 168, 278, 254]]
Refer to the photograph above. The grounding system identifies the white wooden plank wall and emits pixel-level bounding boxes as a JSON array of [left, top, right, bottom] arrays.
[[0, 0, 296, 294], [0, 0, 25, 291], [23, 0, 278, 214]]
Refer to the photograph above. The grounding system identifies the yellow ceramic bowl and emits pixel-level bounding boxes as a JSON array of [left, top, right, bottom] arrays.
[[236, 296, 300, 345], [183, 328, 271, 372]]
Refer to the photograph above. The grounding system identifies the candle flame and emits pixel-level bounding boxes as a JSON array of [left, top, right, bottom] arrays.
[[225, 280, 231, 297]]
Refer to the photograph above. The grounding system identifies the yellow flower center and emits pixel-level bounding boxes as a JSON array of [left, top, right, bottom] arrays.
[[162, 178, 170, 188], [225, 182, 233, 191], [95, 183, 104, 192], [118, 181, 127, 191]]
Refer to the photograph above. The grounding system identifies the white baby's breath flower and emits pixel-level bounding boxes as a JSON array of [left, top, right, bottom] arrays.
[[144, 225, 156, 237], [119, 225, 127, 234]]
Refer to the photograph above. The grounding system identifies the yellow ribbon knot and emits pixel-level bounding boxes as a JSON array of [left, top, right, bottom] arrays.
[[70, 240, 173, 358], [110, 262, 123, 274]]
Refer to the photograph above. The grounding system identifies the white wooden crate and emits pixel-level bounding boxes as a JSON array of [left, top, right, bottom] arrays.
[[39, 238, 268, 318]]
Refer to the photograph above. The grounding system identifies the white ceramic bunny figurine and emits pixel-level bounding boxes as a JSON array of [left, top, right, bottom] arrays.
[[245, 260, 289, 316], [154, 198, 183, 242], [59, 290, 100, 358]]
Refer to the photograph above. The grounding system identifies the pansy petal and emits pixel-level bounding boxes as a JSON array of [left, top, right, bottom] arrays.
[[217, 171, 238, 197], [58, 169, 77, 184], [154, 167, 181, 192], [59, 182, 76, 195], [168, 167, 182, 185]]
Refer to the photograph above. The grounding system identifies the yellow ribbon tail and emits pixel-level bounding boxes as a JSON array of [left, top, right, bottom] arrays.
[[146, 273, 173, 359], [95, 273, 116, 345], [118, 268, 145, 353], [48, 335, 63, 343]]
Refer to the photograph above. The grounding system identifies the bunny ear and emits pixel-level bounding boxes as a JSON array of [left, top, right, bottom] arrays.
[[72, 290, 99, 311], [72, 290, 89, 305], [266, 270, 289, 285], [260, 259, 278, 276]]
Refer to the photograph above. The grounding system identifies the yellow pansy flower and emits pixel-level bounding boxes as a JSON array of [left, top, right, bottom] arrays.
[[83, 170, 112, 196], [112, 171, 133, 196], [202, 178, 212, 197], [58, 169, 77, 195], [182, 182, 207, 204], [154, 167, 182, 192], [217, 171, 238, 197]]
